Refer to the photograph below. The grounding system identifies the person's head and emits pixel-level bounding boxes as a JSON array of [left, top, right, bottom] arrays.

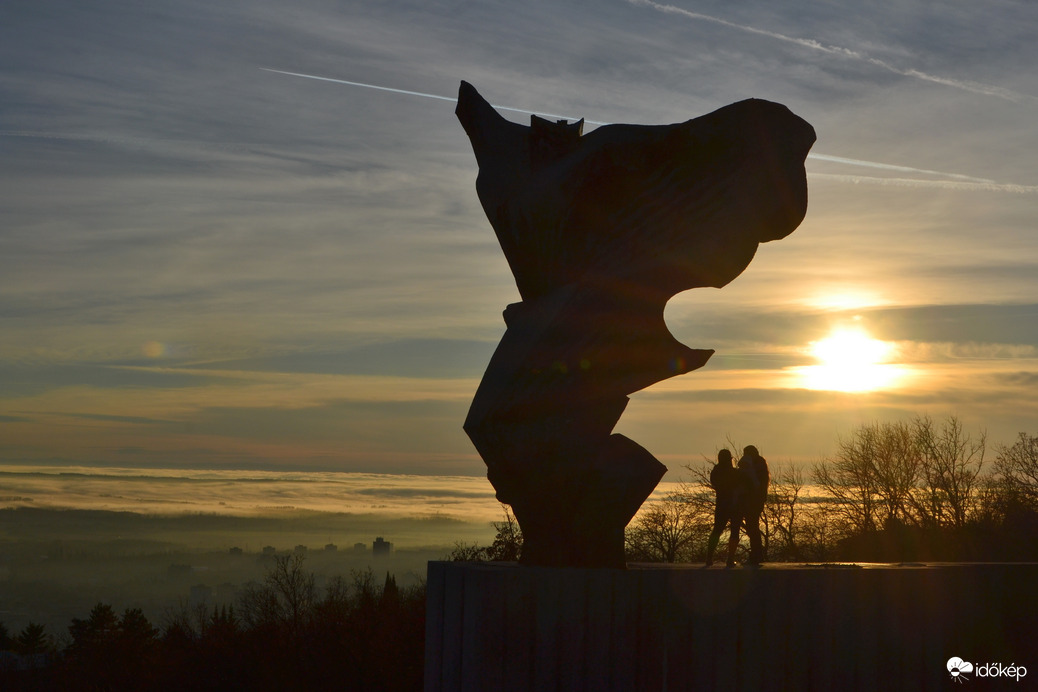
[[743, 445, 759, 458], [718, 449, 733, 465]]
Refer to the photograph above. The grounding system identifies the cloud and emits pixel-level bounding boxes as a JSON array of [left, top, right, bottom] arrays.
[[993, 372, 1038, 388], [894, 342, 1038, 363], [665, 303, 1038, 355], [0, 363, 230, 398], [188, 338, 496, 378], [2, 0, 1037, 474], [55, 412, 178, 426], [625, 0, 1037, 103], [353, 487, 495, 500], [255, 66, 1018, 189], [865, 304, 1038, 345]]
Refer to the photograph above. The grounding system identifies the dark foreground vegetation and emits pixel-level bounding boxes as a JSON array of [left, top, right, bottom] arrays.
[[450, 417, 1038, 566], [626, 417, 1038, 564], [3, 417, 1035, 690], [0, 554, 425, 692]]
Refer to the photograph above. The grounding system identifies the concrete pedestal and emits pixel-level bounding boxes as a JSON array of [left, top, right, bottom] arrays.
[[425, 561, 1037, 691]]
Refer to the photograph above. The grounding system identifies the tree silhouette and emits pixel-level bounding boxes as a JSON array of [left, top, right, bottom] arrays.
[[911, 415, 986, 528], [812, 416, 986, 534], [487, 507, 523, 561], [625, 493, 705, 563], [62, 603, 161, 691], [67, 603, 118, 654], [763, 462, 806, 560], [238, 552, 316, 635], [382, 572, 400, 609], [993, 432, 1038, 513], [445, 506, 524, 561], [815, 422, 904, 533], [15, 622, 51, 658]]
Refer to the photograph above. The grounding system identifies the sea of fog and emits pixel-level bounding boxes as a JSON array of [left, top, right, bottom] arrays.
[[0, 464, 691, 538], [0, 466, 709, 634], [0, 465, 817, 632]]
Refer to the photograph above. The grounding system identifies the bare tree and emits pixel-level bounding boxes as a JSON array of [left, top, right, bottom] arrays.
[[238, 553, 316, 633], [870, 421, 919, 524], [444, 505, 524, 562], [487, 506, 523, 561], [444, 542, 490, 562], [681, 457, 724, 520], [814, 425, 884, 533], [979, 432, 1038, 524], [911, 415, 985, 528], [815, 420, 929, 532], [764, 462, 806, 560], [994, 432, 1038, 510], [625, 493, 707, 563], [796, 499, 844, 560]]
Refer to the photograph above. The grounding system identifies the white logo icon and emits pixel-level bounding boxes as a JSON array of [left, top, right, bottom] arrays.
[[948, 657, 974, 683]]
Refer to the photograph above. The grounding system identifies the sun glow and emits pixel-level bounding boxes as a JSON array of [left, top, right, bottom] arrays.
[[805, 290, 885, 312], [797, 328, 903, 392]]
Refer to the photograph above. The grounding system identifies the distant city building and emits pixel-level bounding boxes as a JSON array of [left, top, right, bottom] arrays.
[[262, 546, 276, 556], [229, 546, 243, 556], [324, 543, 337, 552], [373, 537, 392, 557], [354, 543, 367, 553], [294, 545, 307, 556]]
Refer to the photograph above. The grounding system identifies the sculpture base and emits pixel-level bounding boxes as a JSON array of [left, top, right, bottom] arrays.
[[425, 561, 1037, 691]]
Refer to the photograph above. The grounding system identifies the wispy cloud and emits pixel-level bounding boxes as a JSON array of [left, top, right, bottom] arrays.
[[626, 0, 1037, 104], [55, 412, 178, 426], [3, 0, 1036, 475], [259, 67, 1017, 189], [810, 173, 1038, 194]]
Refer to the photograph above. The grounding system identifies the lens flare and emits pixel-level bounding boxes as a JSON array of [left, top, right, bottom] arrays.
[[142, 341, 165, 358]]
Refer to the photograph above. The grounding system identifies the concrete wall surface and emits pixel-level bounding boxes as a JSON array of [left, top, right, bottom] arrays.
[[425, 561, 1037, 691]]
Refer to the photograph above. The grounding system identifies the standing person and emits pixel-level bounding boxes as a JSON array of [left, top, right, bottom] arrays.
[[738, 445, 770, 566], [705, 449, 741, 567]]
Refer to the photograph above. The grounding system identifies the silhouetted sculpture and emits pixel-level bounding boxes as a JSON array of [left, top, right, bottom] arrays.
[[457, 82, 814, 567], [705, 449, 740, 568]]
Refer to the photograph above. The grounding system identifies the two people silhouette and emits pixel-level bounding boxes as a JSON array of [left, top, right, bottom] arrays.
[[705, 445, 770, 568]]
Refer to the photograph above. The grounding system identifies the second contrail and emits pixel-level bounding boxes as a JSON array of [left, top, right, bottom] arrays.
[[260, 67, 998, 185]]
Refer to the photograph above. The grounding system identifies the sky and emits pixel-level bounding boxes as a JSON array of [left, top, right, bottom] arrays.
[[2, 0, 1037, 482]]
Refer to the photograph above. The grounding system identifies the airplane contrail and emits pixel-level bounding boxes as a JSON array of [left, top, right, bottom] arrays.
[[808, 154, 994, 184], [625, 0, 1036, 104], [260, 67, 1005, 186], [810, 172, 1038, 195], [259, 68, 595, 125]]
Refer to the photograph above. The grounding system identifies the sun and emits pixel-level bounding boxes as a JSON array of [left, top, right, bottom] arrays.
[[798, 327, 901, 392], [811, 329, 890, 368]]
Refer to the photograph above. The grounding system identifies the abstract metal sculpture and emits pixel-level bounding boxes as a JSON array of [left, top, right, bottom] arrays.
[[457, 82, 815, 567]]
